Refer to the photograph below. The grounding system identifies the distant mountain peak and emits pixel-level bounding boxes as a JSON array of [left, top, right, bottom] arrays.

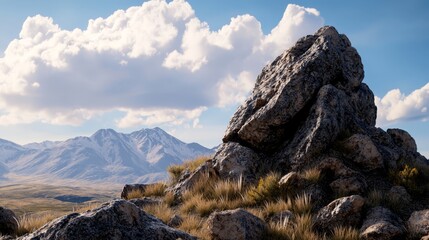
[[0, 127, 215, 184]]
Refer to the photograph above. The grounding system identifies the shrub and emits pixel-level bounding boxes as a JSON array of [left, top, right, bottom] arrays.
[[246, 172, 281, 205]]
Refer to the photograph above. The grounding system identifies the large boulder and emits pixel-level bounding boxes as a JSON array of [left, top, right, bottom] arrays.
[[0, 206, 18, 236], [207, 208, 267, 240], [408, 209, 429, 237], [314, 195, 365, 231], [360, 207, 406, 240], [18, 200, 195, 240]]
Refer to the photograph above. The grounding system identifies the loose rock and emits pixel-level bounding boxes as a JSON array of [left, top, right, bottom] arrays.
[[360, 207, 406, 240], [18, 200, 195, 240], [207, 208, 267, 240]]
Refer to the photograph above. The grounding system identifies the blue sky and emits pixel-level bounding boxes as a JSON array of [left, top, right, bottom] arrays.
[[0, 0, 428, 157]]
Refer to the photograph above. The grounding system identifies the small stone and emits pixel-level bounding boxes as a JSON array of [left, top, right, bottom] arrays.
[[314, 195, 365, 231]]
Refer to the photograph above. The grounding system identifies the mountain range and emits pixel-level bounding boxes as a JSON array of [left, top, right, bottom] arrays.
[[0, 127, 214, 184]]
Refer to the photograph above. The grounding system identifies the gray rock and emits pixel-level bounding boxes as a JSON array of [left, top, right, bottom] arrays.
[[212, 142, 261, 185], [387, 186, 412, 205], [387, 128, 417, 152], [360, 207, 406, 240], [207, 208, 267, 240], [18, 200, 195, 240], [120, 184, 148, 199], [314, 195, 365, 231], [408, 209, 429, 237], [342, 134, 384, 171], [0, 206, 18, 236], [278, 172, 302, 189], [329, 176, 367, 196]]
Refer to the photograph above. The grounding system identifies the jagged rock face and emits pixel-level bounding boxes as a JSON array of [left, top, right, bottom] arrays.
[[0, 206, 18, 237], [18, 200, 195, 240], [208, 26, 383, 183]]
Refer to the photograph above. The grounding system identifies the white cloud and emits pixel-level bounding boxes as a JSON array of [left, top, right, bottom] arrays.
[[375, 82, 429, 125], [0, 1, 324, 128]]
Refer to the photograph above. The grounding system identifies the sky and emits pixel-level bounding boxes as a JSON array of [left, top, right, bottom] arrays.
[[0, 0, 428, 157]]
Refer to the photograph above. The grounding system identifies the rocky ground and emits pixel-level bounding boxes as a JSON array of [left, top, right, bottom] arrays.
[[2, 26, 429, 240]]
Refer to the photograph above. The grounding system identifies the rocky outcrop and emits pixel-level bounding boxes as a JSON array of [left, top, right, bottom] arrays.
[[408, 210, 429, 238], [314, 195, 365, 231], [171, 25, 428, 196], [0, 206, 18, 237], [360, 207, 406, 240], [207, 209, 267, 240], [18, 200, 195, 240], [168, 25, 429, 239]]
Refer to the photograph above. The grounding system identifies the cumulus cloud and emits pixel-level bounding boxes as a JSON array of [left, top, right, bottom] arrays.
[[0, 0, 324, 128], [375, 83, 429, 125]]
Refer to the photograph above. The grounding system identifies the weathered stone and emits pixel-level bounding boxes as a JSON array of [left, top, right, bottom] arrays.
[[207, 208, 267, 240], [317, 157, 356, 177], [387, 186, 412, 205], [121, 184, 148, 199], [212, 142, 261, 184], [167, 214, 183, 228], [360, 207, 406, 240], [0, 206, 18, 236], [314, 195, 365, 231], [278, 172, 302, 188], [18, 200, 195, 240], [342, 134, 384, 171], [129, 197, 161, 208], [408, 210, 429, 237], [387, 128, 417, 152], [329, 176, 367, 195]]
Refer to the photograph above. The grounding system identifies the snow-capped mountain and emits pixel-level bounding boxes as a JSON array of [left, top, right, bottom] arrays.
[[0, 128, 214, 184]]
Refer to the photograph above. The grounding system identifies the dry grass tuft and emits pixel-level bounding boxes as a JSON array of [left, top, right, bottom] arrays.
[[213, 179, 243, 201], [367, 189, 383, 207], [17, 212, 62, 236], [163, 191, 176, 207], [301, 168, 321, 184], [246, 172, 281, 205], [143, 183, 167, 197], [178, 214, 209, 240], [168, 156, 211, 184], [262, 199, 292, 219], [143, 202, 174, 223], [125, 189, 145, 200], [331, 226, 360, 240], [292, 193, 312, 215]]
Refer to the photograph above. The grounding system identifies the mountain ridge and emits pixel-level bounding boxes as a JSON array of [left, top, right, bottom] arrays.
[[0, 127, 214, 184]]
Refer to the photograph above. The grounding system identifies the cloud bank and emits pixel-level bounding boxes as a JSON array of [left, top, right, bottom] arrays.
[[0, 0, 324, 128], [375, 83, 429, 125]]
